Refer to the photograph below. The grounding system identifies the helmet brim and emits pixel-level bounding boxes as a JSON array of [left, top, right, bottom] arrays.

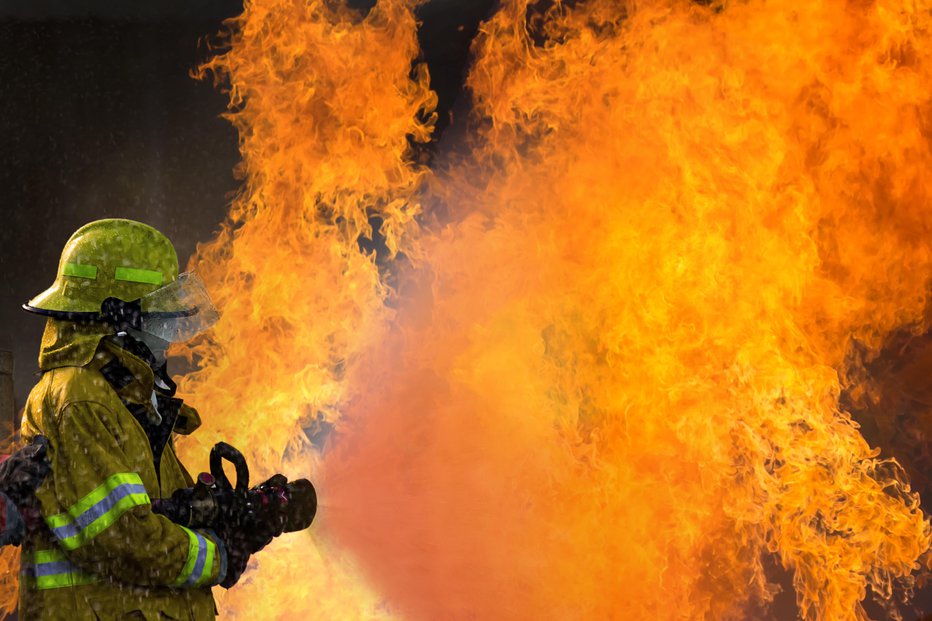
[[21, 303, 100, 321], [25, 281, 101, 314], [24, 272, 219, 344]]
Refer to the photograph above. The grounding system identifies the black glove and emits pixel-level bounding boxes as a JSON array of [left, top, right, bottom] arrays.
[[0, 436, 50, 507], [216, 526, 253, 589], [0, 436, 50, 545]]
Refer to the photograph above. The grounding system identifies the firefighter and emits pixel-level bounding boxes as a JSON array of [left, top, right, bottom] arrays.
[[18, 218, 251, 619]]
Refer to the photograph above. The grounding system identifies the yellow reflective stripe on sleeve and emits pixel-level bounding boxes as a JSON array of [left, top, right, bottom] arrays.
[[62, 263, 98, 280], [173, 526, 199, 586], [172, 527, 218, 587], [22, 548, 99, 590], [45, 472, 150, 551], [200, 532, 216, 586], [114, 266, 163, 285]]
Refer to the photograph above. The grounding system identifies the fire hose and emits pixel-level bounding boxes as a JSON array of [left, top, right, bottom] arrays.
[[152, 441, 317, 586]]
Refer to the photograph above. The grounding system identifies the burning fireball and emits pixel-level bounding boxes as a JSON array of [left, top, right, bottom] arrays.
[[27, 0, 928, 620]]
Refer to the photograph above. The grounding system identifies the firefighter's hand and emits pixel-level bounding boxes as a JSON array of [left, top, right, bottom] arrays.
[[0, 436, 50, 506], [216, 526, 254, 589]]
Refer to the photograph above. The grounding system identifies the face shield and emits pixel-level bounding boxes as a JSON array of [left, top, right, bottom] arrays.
[[137, 272, 220, 343]]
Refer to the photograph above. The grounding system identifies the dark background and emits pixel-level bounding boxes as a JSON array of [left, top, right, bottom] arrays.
[[0, 3, 241, 407], [0, 1, 928, 619]]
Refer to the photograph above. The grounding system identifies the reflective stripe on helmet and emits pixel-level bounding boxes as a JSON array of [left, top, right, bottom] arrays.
[[62, 263, 98, 280], [45, 472, 150, 551], [172, 526, 217, 587], [115, 267, 163, 285], [22, 548, 98, 590]]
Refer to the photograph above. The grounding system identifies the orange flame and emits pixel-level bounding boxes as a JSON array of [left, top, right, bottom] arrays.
[[174, 0, 932, 619], [0, 547, 19, 618]]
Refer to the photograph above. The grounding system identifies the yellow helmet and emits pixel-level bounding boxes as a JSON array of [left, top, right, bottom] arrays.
[[24, 219, 217, 342]]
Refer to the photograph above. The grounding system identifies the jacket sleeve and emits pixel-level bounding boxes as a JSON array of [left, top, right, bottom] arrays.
[[40, 400, 226, 587]]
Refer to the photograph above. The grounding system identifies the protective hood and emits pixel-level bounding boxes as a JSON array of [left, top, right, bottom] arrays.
[[37, 319, 112, 372]]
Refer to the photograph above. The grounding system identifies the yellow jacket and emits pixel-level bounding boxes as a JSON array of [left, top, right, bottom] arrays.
[[20, 320, 224, 620]]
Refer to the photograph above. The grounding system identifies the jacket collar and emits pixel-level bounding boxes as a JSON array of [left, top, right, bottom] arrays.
[[91, 338, 156, 407], [37, 319, 202, 434]]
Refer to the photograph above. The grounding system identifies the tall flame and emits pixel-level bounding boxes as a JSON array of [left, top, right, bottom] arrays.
[[185, 0, 932, 619]]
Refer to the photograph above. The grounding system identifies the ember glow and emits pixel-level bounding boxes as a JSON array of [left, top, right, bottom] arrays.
[[5, 0, 930, 619]]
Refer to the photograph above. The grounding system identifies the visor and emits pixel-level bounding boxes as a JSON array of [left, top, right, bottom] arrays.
[[138, 272, 219, 343]]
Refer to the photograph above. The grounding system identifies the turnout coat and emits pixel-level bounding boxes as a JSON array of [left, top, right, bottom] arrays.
[[19, 320, 224, 621]]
